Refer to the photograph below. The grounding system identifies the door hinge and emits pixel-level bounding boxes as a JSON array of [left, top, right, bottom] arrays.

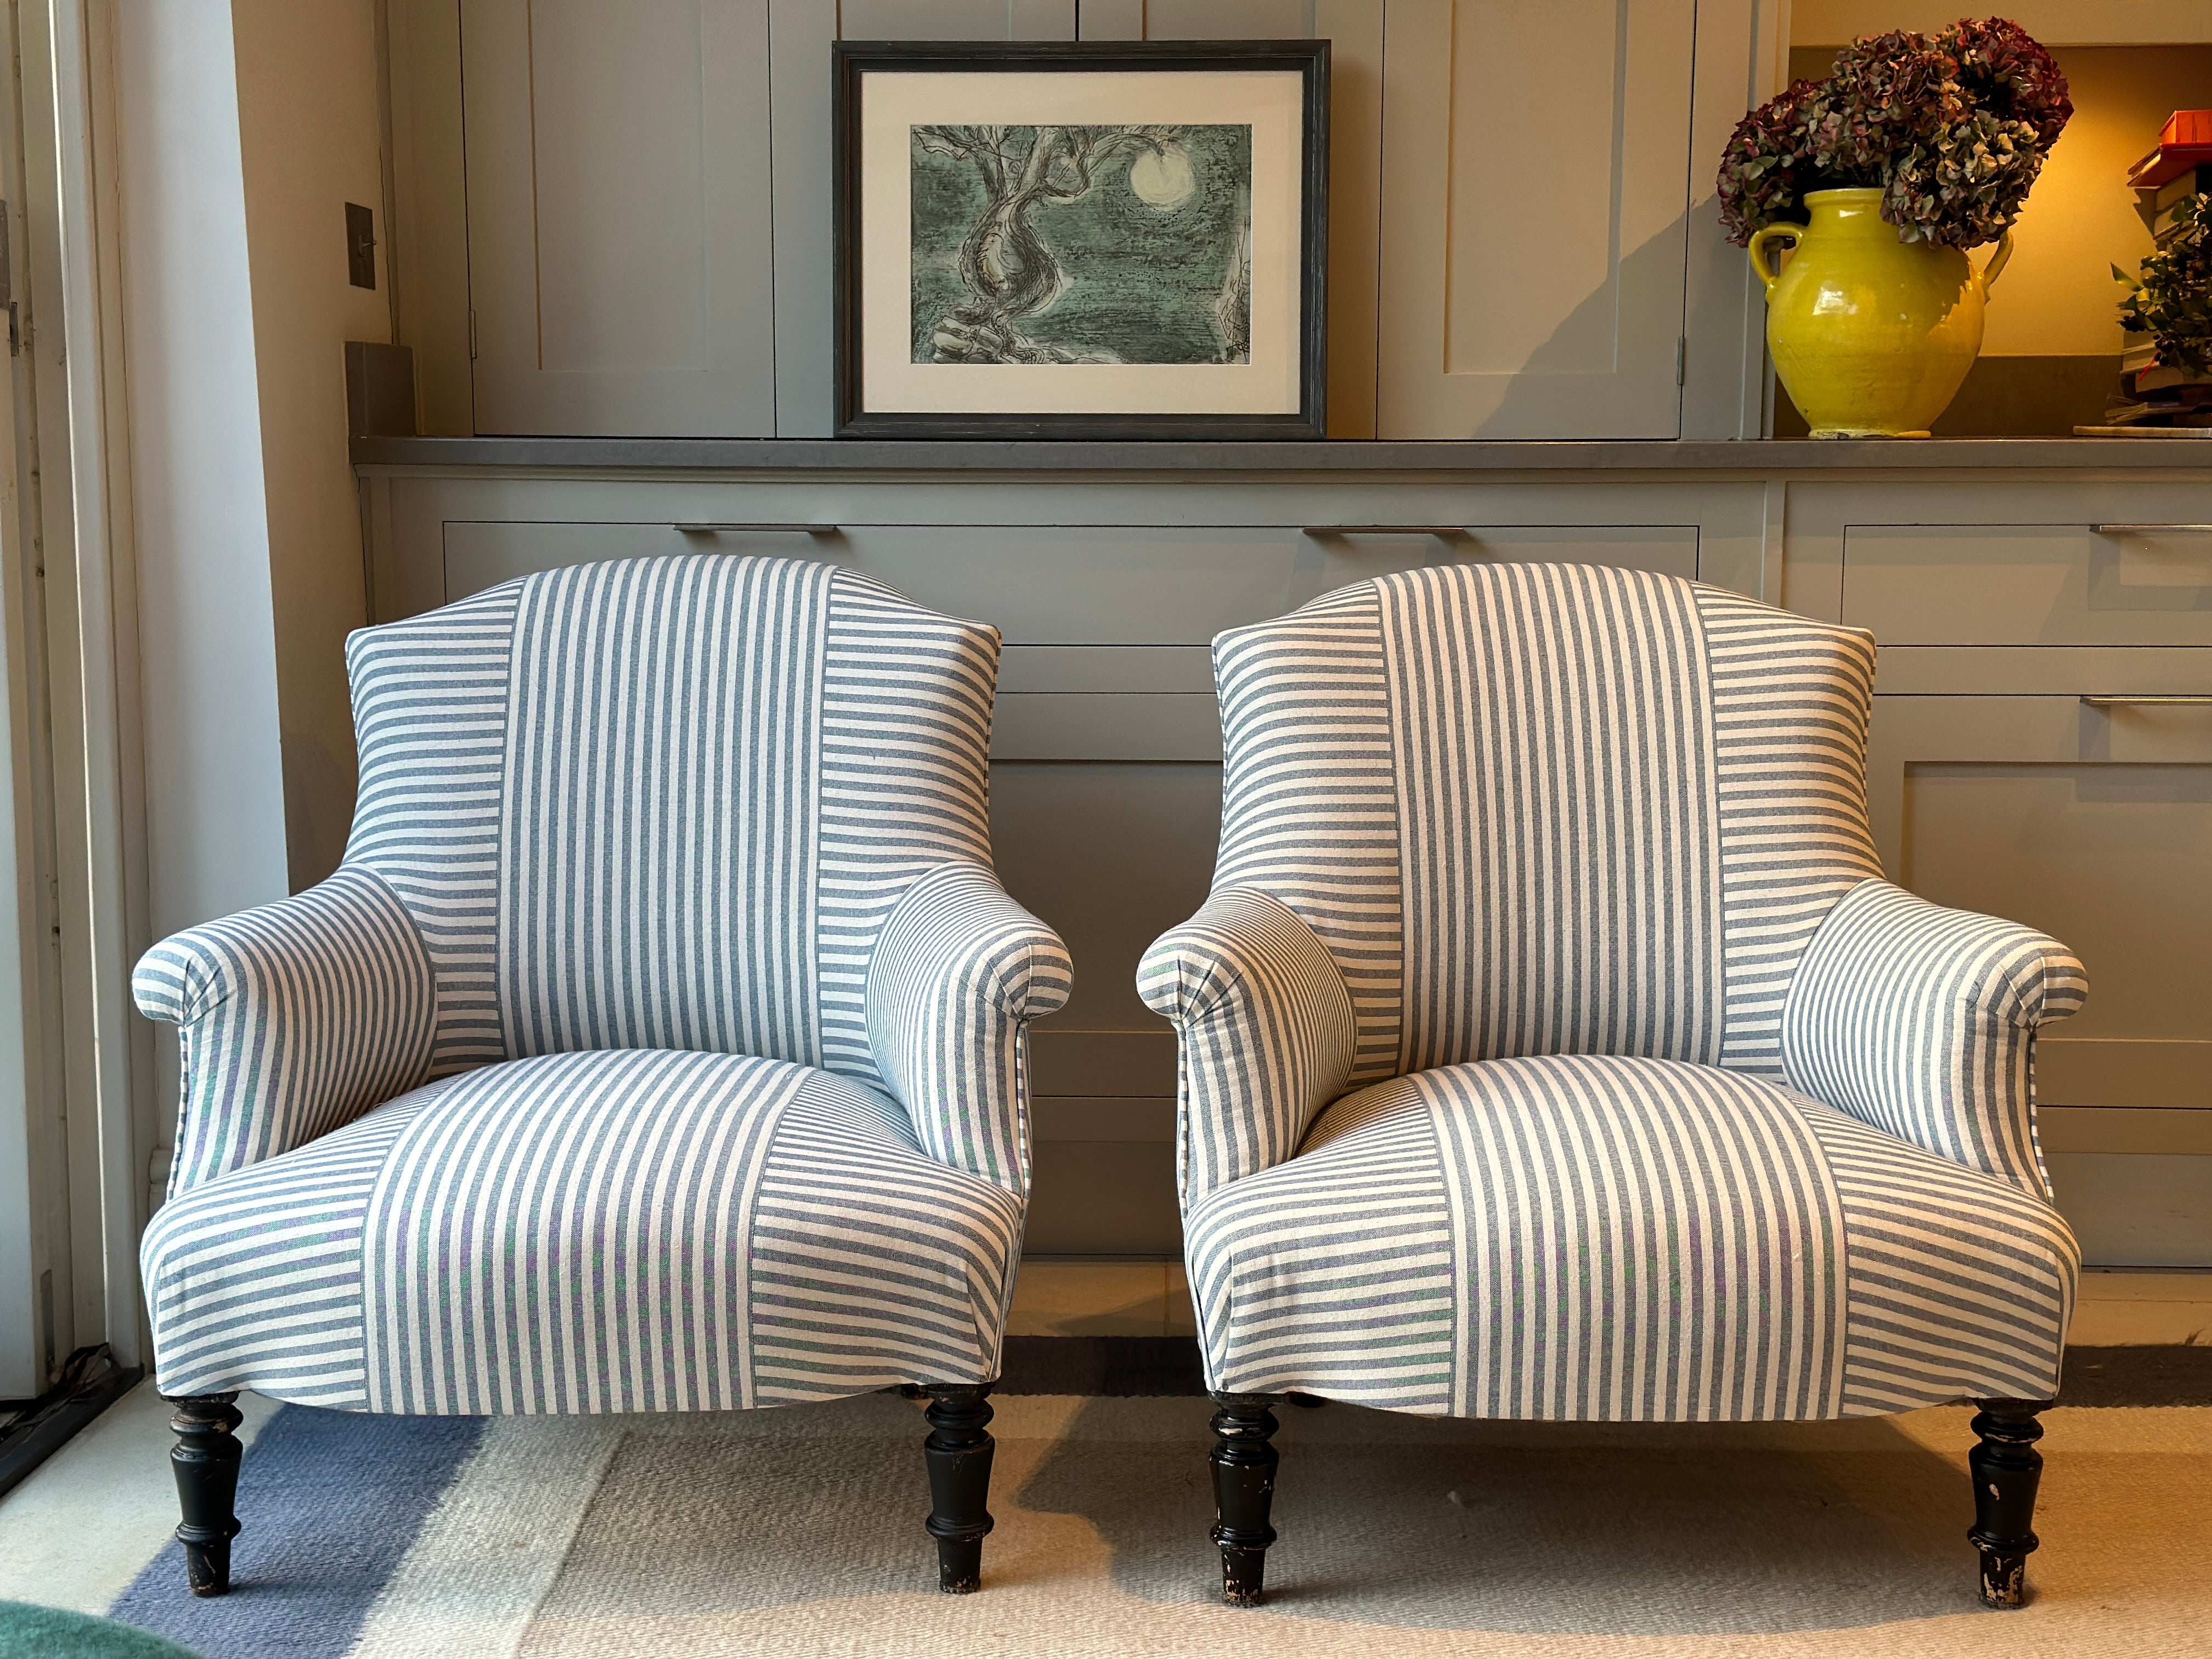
[[1675, 336, 1687, 386], [467, 308, 478, 360]]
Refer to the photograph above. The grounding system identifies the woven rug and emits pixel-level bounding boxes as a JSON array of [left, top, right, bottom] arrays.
[[82, 1347, 2212, 1658]]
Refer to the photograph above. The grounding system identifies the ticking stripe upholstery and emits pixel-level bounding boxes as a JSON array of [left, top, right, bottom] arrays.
[[145, 1051, 1021, 1409], [1783, 878, 2088, 1195], [1380, 563, 1724, 1069], [496, 557, 832, 1064], [867, 861, 1074, 1190], [1184, 1055, 2074, 1417], [1138, 888, 1355, 1208], [137, 555, 1065, 1414], [133, 869, 437, 1194], [1150, 564, 2085, 1424]]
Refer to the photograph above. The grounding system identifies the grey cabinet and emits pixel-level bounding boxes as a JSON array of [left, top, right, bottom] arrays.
[[1866, 688, 2212, 1266], [459, 0, 778, 436], [1375, 0, 1700, 438], [396, 0, 1762, 438]]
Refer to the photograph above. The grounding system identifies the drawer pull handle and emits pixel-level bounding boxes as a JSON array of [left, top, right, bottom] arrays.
[[2091, 524, 2212, 535], [1301, 524, 1465, 538], [2080, 695, 2212, 707], [673, 522, 839, 535]]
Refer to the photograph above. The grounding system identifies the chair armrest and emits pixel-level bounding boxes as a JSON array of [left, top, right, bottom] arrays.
[[1780, 877, 2087, 1194], [133, 867, 437, 1195], [865, 861, 1072, 1190], [1137, 887, 1357, 1209]]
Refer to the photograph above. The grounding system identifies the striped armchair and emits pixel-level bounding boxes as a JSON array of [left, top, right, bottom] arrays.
[[1139, 563, 2085, 1610], [134, 556, 1070, 1598]]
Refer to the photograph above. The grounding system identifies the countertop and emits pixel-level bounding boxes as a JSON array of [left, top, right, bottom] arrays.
[[351, 435, 2212, 473]]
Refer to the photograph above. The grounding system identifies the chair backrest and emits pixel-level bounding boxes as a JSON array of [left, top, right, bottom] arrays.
[[342, 555, 998, 1082], [1211, 561, 1882, 1086]]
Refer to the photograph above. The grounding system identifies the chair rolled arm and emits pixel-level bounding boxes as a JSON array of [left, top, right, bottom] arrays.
[[133, 866, 437, 1194], [1137, 887, 1357, 1208], [1781, 878, 2087, 1194], [866, 860, 1072, 1190]]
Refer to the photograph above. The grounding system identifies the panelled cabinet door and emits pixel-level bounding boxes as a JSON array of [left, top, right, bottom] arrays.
[[1866, 693, 2212, 1264], [459, 0, 777, 435], [1376, 0, 1696, 438]]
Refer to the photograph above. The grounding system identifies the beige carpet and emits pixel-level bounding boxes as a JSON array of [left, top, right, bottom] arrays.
[[326, 1392, 2211, 1659]]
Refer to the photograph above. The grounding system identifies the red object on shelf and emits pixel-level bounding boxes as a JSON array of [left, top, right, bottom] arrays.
[[2130, 110, 2212, 189]]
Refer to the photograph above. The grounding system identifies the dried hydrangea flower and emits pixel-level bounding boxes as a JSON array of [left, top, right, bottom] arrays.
[[1714, 15, 2069, 250]]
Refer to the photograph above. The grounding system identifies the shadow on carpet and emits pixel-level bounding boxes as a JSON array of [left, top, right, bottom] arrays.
[[1014, 1403, 1976, 1636]]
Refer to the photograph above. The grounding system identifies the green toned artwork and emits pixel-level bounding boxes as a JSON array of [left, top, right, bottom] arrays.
[[910, 124, 1253, 366]]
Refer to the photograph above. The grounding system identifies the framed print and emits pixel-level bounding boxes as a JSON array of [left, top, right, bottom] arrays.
[[833, 40, 1329, 441]]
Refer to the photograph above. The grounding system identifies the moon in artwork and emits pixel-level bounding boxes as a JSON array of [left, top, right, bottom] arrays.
[[1129, 145, 1197, 209]]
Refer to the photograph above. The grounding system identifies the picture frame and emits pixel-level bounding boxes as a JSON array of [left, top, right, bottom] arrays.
[[833, 40, 1329, 442]]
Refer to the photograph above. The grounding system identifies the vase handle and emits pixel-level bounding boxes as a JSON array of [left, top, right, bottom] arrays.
[[1747, 224, 1800, 296], [1979, 230, 2015, 292]]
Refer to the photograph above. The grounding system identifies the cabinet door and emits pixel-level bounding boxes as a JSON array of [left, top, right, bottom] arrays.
[[459, 0, 777, 435], [1376, 0, 1697, 438], [1867, 693, 2212, 1266]]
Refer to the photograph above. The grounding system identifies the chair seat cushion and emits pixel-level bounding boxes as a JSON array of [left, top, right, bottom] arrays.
[[142, 1050, 1022, 1413], [1184, 1054, 2076, 1420]]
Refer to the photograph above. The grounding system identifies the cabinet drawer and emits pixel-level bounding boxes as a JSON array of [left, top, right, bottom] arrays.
[[440, 520, 1701, 643], [1844, 523, 2212, 646]]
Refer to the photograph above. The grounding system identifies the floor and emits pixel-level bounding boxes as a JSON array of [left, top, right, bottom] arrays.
[[1006, 1263, 2212, 1345], [0, 1266, 2200, 1625]]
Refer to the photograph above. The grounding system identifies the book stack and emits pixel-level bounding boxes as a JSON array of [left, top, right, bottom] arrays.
[[2106, 338, 2212, 429], [2136, 164, 2211, 245], [2081, 112, 2212, 437]]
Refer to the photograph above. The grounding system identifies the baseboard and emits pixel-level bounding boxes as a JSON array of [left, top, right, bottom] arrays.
[[998, 1336, 2212, 1407]]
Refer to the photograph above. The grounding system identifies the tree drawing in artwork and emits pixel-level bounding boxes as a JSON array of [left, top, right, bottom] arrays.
[[910, 124, 1254, 365]]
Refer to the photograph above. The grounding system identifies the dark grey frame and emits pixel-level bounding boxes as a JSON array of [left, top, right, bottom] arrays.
[[833, 40, 1329, 442]]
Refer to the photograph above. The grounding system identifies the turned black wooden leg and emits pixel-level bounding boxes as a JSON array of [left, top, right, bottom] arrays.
[[1209, 1392, 1283, 1606], [922, 1384, 995, 1594], [165, 1393, 244, 1597], [1967, 1398, 2050, 1608]]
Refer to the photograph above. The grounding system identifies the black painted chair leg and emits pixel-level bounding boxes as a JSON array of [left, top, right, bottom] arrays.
[[922, 1383, 995, 1594], [165, 1393, 244, 1597], [1968, 1398, 2050, 1608], [1209, 1391, 1282, 1606]]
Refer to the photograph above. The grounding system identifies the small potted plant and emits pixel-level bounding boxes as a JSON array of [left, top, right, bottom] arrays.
[[2111, 194, 2212, 427], [1719, 18, 2072, 437]]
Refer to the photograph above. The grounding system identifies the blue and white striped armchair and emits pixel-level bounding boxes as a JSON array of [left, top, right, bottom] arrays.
[[1139, 563, 2085, 1610], [134, 556, 1070, 1598]]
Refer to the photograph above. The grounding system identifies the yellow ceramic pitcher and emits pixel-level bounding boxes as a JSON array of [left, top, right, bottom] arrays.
[[1750, 188, 2011, 438]]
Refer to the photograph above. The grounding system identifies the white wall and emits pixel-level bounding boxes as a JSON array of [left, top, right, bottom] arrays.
[[111, 0, 390, 940], [232, 0, 388, 890], [111, 0, 290, 940]]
